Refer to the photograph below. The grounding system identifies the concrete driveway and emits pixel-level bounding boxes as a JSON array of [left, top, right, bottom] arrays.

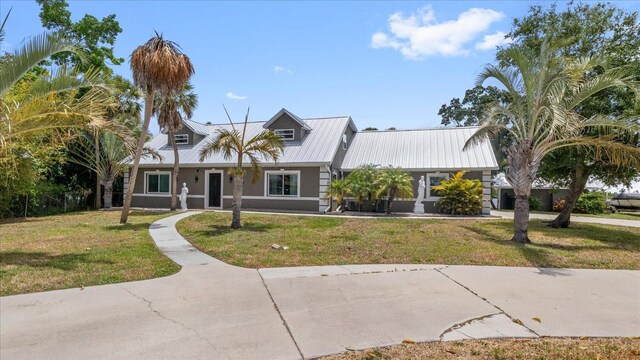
[[2, 212, 639, 360], [492, 210, 640, 228]]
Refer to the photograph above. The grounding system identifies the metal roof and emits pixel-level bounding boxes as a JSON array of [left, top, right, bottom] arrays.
[[160, 119, 209, 136], [340, 127, 499, 171], [263, 108, 312, 131], [138, 116, 353, 167]]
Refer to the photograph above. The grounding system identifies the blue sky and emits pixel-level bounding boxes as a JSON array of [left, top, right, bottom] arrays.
[[3, 1, 639, 135]]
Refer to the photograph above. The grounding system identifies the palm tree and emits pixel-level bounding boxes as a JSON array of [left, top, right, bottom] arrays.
[[346, 164, 380, 212], [326, 178, 348, 211], [199, 107, 284, 228], [466, 42, 640, 243], [68, 131, 161, 208], [374, 167, 414, 214], [154, 83, 198, 210], [120, 33, 194, 224]]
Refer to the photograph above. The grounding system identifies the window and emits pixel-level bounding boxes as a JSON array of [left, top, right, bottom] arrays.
[[266, 171, 299, 196], [146, 172, 171, 194], [274, 129, 295, 140], [427, 173, 449, 200], [174, 134, 189, 145], [342, 134, 348, 150]]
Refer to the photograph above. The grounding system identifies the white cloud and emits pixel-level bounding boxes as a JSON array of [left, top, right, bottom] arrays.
[[475, 31, 512, 50], [274, 65, 292, 74], [225, 92, 247, 100], [371, 5, 505, 59]]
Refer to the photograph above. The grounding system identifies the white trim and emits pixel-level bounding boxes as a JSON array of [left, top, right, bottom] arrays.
[[426, 173, 450, 201], [204, 169, 224, 209], [144, 170, 171, 194], [274, 129, 295, 140], [264, 170, 301, 197], [222, 195, 317, 201]]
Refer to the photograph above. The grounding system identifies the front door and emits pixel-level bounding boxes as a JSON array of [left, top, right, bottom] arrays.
[[207, 172, 222, 208]]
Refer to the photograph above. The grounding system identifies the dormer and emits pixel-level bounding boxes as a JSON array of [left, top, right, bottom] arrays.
[[162, 120, 209, 147], [263, 108, 311, 142]]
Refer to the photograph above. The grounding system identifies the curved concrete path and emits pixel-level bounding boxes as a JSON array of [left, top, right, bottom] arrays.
[[492, 210, 640, 228], [2, 212, 639, 360]]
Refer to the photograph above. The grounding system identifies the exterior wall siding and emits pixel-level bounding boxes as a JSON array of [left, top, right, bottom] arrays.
[[266, 113, 306, 141]]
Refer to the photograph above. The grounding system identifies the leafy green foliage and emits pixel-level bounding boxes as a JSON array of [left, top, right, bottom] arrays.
[[575, 192, 608, 214], [528, 196, 542, 211], [344, 164, 380, 212], [431, 171, 483, 215], [374, 166, 414, 214], [438, 85, 511, 127], [36, 0, 123, 71], [326, 179, 348, 210]]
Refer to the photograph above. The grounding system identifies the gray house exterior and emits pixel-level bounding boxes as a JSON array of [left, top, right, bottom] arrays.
[[126, 108, 499, 214]]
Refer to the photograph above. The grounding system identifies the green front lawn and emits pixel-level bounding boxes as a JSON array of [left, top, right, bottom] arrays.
[[0, 211, 180, 296], [177, 212, 640, 269]]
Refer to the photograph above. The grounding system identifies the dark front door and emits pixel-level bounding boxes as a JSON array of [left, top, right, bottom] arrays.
[[208, 172, 222, 208]]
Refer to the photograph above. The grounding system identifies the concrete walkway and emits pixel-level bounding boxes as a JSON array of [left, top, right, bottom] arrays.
[[492, 210, 640, 228], [2, 212, 639, 360]]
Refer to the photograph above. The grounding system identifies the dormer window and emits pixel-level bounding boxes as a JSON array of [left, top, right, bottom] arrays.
[[342, 134, 348, 150], [174, 134, 189, 145], [274, 129, 295, 140]]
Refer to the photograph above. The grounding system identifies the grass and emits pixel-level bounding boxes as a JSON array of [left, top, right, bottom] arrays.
[[319, 338, 640, 360], [177, 212, 640, 270], [0, 211, 180, 296]]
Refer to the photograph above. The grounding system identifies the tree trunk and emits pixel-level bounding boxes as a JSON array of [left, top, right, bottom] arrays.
[[103, 180, 113, 209], [169, 129, 179, 211], [120, 91, 154, 224], [94, 131, 101, 209], [512, 194, 531, 243], [548, 166, 589, 228], [231, 174, 243, 228], [386, 192, 394, 214]]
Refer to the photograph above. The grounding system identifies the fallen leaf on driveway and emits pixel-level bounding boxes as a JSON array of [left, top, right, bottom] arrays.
[[402, 339, 415, 344], [532, 317, 542, 323]]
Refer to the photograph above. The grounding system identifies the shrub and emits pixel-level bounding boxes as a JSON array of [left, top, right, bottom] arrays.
[[432, 171, 483, 215], [552, 198, 566, 212], [528, 196, 542, 211], [575, 192, 607, 214]]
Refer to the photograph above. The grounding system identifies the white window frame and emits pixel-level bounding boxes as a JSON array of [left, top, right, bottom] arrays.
[[426, 173, 450, 201], [342, 134, 348, 150], [174, 133, 189, 145], [264, 170, 300, 197], [274, 129, 295, 140], [144, 171, 172, 195]]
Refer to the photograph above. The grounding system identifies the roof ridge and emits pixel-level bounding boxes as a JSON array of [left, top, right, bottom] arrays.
[[357, 126, 480, 133]]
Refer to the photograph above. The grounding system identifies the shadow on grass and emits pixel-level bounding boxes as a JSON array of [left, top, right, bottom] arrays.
[[0, 251, 114, 270], [189, 222, 278, 238], [105, 223, 154, 231]]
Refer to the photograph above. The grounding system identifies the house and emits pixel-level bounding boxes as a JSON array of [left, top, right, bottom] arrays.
[[126, 108, 498, 214]]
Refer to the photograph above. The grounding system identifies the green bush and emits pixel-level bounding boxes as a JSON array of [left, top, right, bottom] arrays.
[[528, 196, 542, 211], [575, 192, 608, 214], [432, 171, 483, 215]]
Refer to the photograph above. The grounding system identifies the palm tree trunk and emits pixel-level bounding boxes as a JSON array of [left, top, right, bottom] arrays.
[[103, 180, 113, 209], [169, 129, 179, 211], [386, 192, 394, 214], [549, 166, 589, 228], [231, 174, 243, 228], [512, 194, 531, 243], [120, 91, 154, 224], [94, 131, 100, 209]]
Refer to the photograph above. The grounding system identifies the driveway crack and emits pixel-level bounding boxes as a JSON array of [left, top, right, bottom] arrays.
[[117, 285, 217, 352], [438, 312, 502, 340], [434, 268, 541, 337]]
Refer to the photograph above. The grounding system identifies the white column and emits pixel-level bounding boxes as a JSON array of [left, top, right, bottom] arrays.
[[318, 168, 331, 212], [482, 170, 492, 215]]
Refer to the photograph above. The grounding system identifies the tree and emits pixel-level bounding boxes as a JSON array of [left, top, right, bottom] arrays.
[[326, 178, 348, 211], [374, 167, 414, 214], [68, 131, 161, 209], [346, 164, 380, 212], [432, 171, 483, 215], [466, 42, 639, 243], [120, 33, 194, 224], [439, 85, 511, 127], [36, 0, 123, 72], [154, 83, 198, 210], [199, 107, 284, 228], [498, 2, 640, 228]]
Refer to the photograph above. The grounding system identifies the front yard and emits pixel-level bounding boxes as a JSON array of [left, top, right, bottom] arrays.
[[177, 212, 640, 270], [0, 211, 180, 296]]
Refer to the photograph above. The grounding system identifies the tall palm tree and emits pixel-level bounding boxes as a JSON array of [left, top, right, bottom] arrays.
[[154, 83, 198, 210], [199, 107, 284, 229], [120, 33, 194, 224], [466, 42, 640, 243], [374, 166, 414, 214], [68, 131, 161, 208]]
